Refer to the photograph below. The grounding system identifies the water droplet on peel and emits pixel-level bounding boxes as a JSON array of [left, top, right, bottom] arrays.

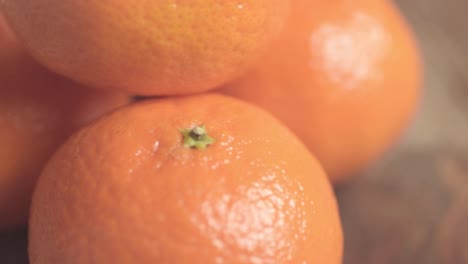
[[153, 141, 160, 152]]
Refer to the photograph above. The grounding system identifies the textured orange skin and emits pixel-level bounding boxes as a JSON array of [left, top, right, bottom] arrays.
[[1, 0, 289, 95], [0, 15, 129, 230], [221, 0, 422, 183], [29, 94, 343, 264]]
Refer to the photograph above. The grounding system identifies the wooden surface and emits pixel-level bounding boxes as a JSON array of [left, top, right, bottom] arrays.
[[1, 1, 468, 263]]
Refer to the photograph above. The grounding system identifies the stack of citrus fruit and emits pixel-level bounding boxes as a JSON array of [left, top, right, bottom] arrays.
[[0, 0, 421, 262]]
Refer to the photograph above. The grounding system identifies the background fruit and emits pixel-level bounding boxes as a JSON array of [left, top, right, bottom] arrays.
[[0, 11, 14, 43], [29, 94, 343, 264], [1, 0, 289, 95], [0, 15, 129, 230], [221, 0, 422, 183]]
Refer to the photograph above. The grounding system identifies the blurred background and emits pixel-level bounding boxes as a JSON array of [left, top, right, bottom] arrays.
[[1, 1, 468, 263], [339, 0, 468, 263]]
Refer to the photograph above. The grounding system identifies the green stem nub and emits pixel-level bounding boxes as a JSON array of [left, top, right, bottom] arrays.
[[181, 125, 215, 149]]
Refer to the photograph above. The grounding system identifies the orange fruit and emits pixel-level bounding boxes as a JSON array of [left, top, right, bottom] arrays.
[[0, 15, 129, 230], [29, 94, 343, 263], [1, 1, 290, 95], [221, 0, 422, 183]]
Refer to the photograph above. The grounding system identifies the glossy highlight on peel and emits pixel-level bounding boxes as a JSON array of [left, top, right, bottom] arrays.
[[221, 0, 422, 183]]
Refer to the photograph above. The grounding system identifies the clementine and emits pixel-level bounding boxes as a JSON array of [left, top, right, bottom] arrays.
[[1, 1, 289, 95], [221, 0, 422, 183], [0, 14, 129, 230], [29, 94, 343, 263]]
